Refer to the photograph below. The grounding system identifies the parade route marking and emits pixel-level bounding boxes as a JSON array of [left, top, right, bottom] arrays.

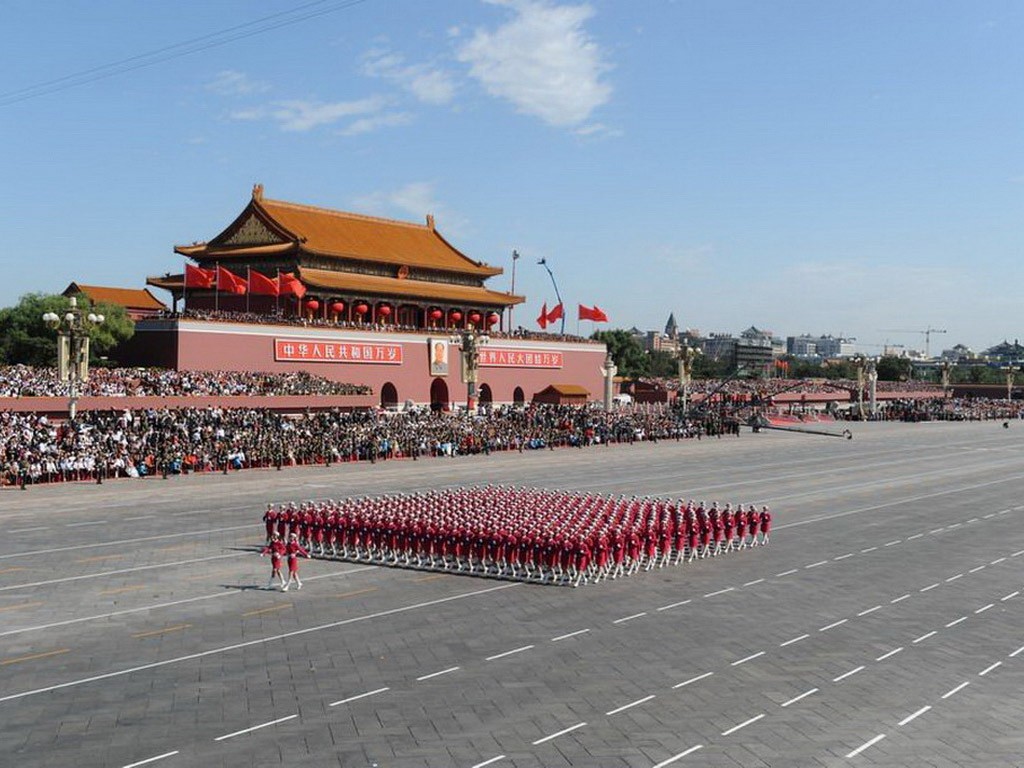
[[242, 604, 292, 617], [1, 648, 71, 666], [703, 587, 734, 598], [805, 560, 828, 569], [833, 553, 854, 561], [656, 599, 691, 612], [945, 617, 967, 628], [780, 634, 808, 647], [969, 565, 986, 573], [0, 553, 246, 592], [469, 756, 506, 768], [1009, 645, 1024, 658], [946, 574, 963, 582], [0, 601, 42, 613], [731, 651, 764, 666], [875, 647, 903, 662], [75, 554, 124, 564], [328, 687, 390, 707], [673, 671, 713, 689], [551, 628, 589, 642], [775, 569, 797, 577], [411, 574, 446, 583], [742, 578, 765, 587], [1001, 591, 1019, 601], [606, 694, 656, 716], [991, 557, 1007, 565], [123, 516, 155, 522], [651, 744, 703, 767], [66, 520, 107, 528], [975, 603, 994, 614], [898, 705, 931, 726], [833, 665, 864, 683], [532, 721, 586, 745], [721, 713, 765, 736], [941, 681, 970, 699], [214, 714, 297, 741], [11, 527, 49, 534], [122, 751, 179, 768], [133, 624, 192, 639], [101, 585, 146, 596], [614, 612, 647, 624], [819, 619, 848, 632], [920, 583, 939, 592], [486, 645, 534, 661], [890, 594, 910, 603], [846, 734, 886, 759], [913, 631, 937, 644], [781, 688, 817, 707], [416, 666, 460, 681], [0, 567, 27, 574], [857, 606, 881, 617], [979, 662, 1002, 677]]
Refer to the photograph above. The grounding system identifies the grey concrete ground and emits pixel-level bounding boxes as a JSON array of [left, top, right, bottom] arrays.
[[2, 421, 1023, 768]]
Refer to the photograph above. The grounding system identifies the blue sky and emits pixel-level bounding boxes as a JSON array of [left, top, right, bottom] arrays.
[[2, 0, 1022, 353]]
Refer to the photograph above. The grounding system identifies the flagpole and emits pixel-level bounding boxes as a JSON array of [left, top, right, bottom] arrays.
[[182, 260, 187, 315], [275, 268, 280, 316], [537, 258, 564, 335], [215, 262, 219, 312]]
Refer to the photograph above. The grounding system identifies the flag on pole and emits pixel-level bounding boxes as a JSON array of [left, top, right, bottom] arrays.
[[537, 302, 549, 330], [578, 304, 609, 322], [545, 302, 564, 324], [278, 272, 307, 299], [216, 266, 247, 295], [184, 264, 214, 288], [247, 269, 280, 296]]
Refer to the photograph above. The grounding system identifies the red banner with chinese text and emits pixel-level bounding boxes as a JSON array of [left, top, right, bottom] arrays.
[[274, 339, 403, 364], [479, 348, 564, 368]]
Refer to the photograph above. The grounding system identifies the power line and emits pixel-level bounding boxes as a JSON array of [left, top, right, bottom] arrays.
[[0, 0, 370, 108]]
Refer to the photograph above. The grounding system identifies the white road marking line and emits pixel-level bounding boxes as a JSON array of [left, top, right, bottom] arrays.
[[122, 752, 180, 768], [983, 513, 996, 519], [651, 744, 703, 767], [884, 540, 901, 547], [551, 628, 590, 642], [846, 734, 886, 759], [929, 528, 945, 535], [898, 706, 931, 726], [214, 714, 297, 741], [876, 647, 903, 662], [861, 546, 878, 553], [1001, 591, 1019, 602], [969, 566, 986, 573], [11, 526, 49, 534], [742, 579, 764, 587], [124, 516, 155, 522], [833, 665, 865, 682], [967, 518, 980, 524], [979, 661, 1002, 677], [486, 645, 534, 661], [991, 557, 1007, 565], [947, 523, 962, 529], [673, 671, 713, 689], [780, 634, 809, 647], [416, 666, 460, 681], [907, 533, 924, 540], [975, 603, 994, 614], [941, 681, 970, 699], [531, 721, 586, 745], [776, 569, 798, 577], [945, 617, 967, 628], [946, 574, 963, 582], [0, 582, 519, 704], [605, 694, 656, 716], [920, 583, 939, 592], [833, 553, 854, 561], [731, 651, 765, 666], [819, 619, 848, 632], [805, 560, 828, 569], [1012, 550, 1024, 557], [913, 631, 937, 644], [857, 606, 881, 617], [890, 594, 910, 604], [329, 687, 390, 707], [704, 587, 734, 598], [613, 612, 647, 624], [66, 520, 107, 528], [781, 687, 818, 707], [1010, 645, 1024, 658], [657, 599, 691, 612], [470, 756, 506, 768], [721, 713, 765, 736]]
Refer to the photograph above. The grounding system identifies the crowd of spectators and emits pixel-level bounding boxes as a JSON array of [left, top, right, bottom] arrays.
[[637, 376, 945, 397], [164, 309, 598, 345], [859, 397, 1024, 422], [0, 365, 370, 398]]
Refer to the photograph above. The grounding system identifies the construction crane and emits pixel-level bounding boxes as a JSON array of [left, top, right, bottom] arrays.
[[877, 327, 947, 359]]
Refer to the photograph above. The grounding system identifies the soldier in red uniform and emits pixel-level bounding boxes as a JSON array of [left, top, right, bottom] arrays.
[[283, 533, 310, 591], [263, 504, 278, 544], [759, 505, 772, 545], [260, 533, 286, 589]]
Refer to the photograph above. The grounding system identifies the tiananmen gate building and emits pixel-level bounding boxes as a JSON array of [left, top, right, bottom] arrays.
[[133, 185, 607, 409]]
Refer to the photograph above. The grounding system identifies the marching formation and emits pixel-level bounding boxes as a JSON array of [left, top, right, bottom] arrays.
[[260, 486, 771, 587]]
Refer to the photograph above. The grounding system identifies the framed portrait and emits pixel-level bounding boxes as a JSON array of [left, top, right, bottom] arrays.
[[429, 338, 449, 376]]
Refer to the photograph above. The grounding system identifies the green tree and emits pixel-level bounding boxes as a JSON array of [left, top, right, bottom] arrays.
[[647, 349, 678, 378], [591, 329, 650, 378], [875, 355, 913, 381], [0, 292, 134, 366]]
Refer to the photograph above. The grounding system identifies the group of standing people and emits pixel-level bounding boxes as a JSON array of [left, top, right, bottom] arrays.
[[260, 487, 771, 588]]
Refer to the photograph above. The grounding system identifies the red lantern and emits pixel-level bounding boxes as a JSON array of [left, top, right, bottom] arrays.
[[330, 301, 344, 314], [378, 305, 392, 317], [429, 308, 443, 320], [450, 311, 462, 323], [487, 312, 500, 326], [469, 311, 482, 324], [355, 303, 368, 315], [305, 299, 320, 312]]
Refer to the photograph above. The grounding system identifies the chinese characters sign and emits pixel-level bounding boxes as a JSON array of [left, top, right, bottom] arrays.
[[274, 338, 403, 364], [479, 348, 563, 368]]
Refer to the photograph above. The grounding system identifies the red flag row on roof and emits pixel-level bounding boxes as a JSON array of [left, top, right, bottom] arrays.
[[184, 264, 306, 298]]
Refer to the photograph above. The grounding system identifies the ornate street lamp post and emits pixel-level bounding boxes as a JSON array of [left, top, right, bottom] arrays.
[[451, 324, 489, 411], [677, 343, 701, 417], [42, 296, 104, 420]]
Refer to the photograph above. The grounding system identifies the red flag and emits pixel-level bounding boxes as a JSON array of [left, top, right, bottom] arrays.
[[578, 303, 609, 322], [278, 272, 307, 299], [247, 270, 280, 296], [546, 302, 564, 324], [536, 302, 548, 330], [184, 264, 214, 288], [216, 266, 246, 295]]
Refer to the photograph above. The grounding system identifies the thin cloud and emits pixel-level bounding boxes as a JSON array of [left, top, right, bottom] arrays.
[[362, 48, 456, 105], [229, 95, 390, 132], [457, 0, 612, 127], [340, 111, 413, 136], [205, 70, 269, 96], [353, 182, 469, 237]]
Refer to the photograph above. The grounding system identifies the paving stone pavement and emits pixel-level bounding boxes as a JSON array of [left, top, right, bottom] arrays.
[[2, 421, 1024, 767]]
